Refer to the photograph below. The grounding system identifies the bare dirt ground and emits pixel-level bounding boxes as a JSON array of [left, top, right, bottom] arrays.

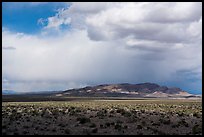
[[2, 99, 202, 135]]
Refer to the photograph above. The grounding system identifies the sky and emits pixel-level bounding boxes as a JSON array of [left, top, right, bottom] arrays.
[[2, 2, 202, 94]]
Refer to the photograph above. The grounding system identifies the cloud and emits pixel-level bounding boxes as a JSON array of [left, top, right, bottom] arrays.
[[37, 18, 47, 26], [68, 2, 110, 13], [29, 2, 49, 6], [2, 81, 86, 93], [37, 8, 72, 30], [2, 2, 202, 93], [3, 2, 64, 9], [84, 2, 201, 43], [2, 27, 202, 93], [43, 2, 202, 47], [2, 79, 9, 83], [39, 2, 113, 30], [145, 2, 202, 23], [2, 46, 16, 50], [2, 2, 48, 10]]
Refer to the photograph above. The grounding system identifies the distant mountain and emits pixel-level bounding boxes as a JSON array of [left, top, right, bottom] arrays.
[[2, 90, 16, 95], [53, 83, 200, 99], [2, 90, 62, 95], [24, 90, 62, 95]]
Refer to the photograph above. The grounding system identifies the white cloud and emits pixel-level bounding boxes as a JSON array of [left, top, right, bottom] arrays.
[[2, 27, 202, 93], [145, 2, 202, 23], [2, 46, 16, 50], [38, 8, 71, 30], [3, 2, 51, 10], [68, 2, 111, 13], [2, 79, 9, 83], [43, 2, 201, 45], [84, 2, 202, 43], [39, 2, 115, 30], [45, 16, 71, 29], [37, 18, 47, 26], [2, 2, 202, 93]]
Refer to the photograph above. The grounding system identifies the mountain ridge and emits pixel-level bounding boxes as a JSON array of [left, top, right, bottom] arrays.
[[2, 90, 17, 95], [55, 82, 200, 98]]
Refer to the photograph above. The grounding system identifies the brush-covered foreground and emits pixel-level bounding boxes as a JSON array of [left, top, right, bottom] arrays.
[[2, 99, 202, 135]]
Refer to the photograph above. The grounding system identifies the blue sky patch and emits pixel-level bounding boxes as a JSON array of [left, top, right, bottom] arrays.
[[2, 2, 68, 34]]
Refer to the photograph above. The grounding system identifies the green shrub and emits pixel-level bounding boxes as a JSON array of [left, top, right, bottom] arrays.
[[192, 125, 201, 134]]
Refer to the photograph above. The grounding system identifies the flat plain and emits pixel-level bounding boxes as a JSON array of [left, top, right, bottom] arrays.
[[2, 98, 202, 135]]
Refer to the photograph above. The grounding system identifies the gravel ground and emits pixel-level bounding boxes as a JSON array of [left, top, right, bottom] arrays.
[[2, 100, 202, 135]]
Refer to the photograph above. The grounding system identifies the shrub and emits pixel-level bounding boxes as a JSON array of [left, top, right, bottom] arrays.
[[77, 117, 91, 124], [52, 128, 56, 132], [97, 110, 106, 118], [58, 123, 66, 127], [152, 122, 160, 126], [13, 132, 19, 135], [137, 125, 142, 129], [193, 112, 200, 118], [159, 118, 170, 125], [141, 121, 146, 125], [83, 128, 91, 135], [23, 130, 29, 134], [105, 122, 111, 127], [122, 111, 132, 117], [116, 109, 125, 114], [100, 124, 103, 128], [124, 125, 128, 129], [171, 124, 179, 128], [141, 110, 145, 113], [89, 123, 96, 128], [116, 120, 123, 124], [177, 112, 184, 117], [110, 110, 115, 113], [192, 125, 201, 134], [2, 125, 6, 129], [65, 128, 70, 134], [92, 128, 98, 133], [115, 124, 122, 131], [178, 119, 188, 127], [23, 125, 29, 129]]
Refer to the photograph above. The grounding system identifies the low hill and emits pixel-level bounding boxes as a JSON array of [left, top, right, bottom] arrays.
[[54, 83, 200, 99]]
